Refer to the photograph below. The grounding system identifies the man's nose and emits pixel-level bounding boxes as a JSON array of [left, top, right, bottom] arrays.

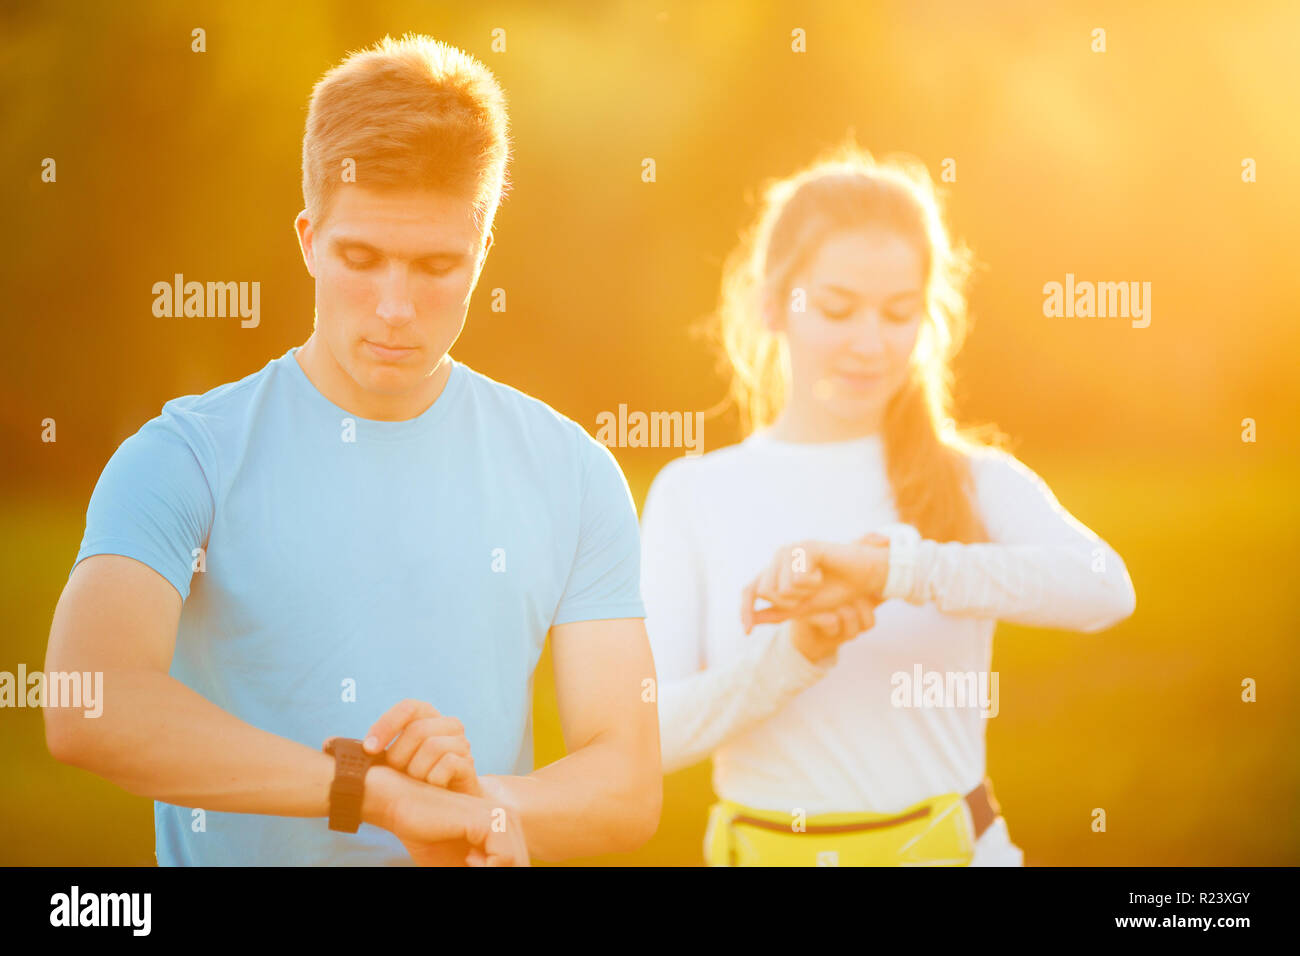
[[375, 262, 416, 323]]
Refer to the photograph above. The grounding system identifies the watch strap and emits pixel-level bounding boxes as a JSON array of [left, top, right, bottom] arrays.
[[323, 736, 384, 833]]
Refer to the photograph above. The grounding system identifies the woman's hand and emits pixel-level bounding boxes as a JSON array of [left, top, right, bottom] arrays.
[[787, 598, 879, 663], [741, 533, 891, 634]]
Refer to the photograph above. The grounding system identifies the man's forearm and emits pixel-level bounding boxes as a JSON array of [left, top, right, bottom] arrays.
[[45, 666, 390, 822], [481, 734, 661, 861]]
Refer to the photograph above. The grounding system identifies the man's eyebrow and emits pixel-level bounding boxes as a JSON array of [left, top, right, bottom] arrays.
[[330, 237, 469, 260]]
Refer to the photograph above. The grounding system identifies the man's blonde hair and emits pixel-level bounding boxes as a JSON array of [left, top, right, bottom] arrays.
[[301, 33, 511, 238]]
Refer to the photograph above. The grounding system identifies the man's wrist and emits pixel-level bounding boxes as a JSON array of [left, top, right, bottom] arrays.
[[477, 774, 515, 812], [363, 767, 483, 837], [360, 765, 407, 833]]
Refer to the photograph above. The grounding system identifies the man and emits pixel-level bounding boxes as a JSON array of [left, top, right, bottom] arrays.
[[43, 33, 661, 866]]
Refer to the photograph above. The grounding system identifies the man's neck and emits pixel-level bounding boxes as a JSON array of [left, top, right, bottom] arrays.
[[295, 334, 452, 422]]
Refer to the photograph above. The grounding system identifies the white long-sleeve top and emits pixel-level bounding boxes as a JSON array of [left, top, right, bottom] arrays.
[[640, 429, 1136, 831]]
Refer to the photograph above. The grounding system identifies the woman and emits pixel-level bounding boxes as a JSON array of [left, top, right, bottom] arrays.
[[640, 143, 1136, 866]]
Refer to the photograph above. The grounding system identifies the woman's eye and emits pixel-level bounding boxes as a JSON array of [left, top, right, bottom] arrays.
[[818, 305, 853, 320]]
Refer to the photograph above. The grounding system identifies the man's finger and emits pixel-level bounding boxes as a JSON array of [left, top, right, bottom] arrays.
[[364, 698, 439, 754], [484, 828, 515, 867], [407, 735, 471, 780], [383, 716, 465, 769], [427, 752, 477, 792]]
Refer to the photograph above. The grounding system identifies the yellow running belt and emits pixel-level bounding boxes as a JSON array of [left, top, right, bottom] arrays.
[[703, 793, 977, 866]]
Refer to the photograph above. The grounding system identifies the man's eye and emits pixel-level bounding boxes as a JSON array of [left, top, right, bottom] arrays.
[[419, 261, 455, 276], [343, 255, 376, 270]]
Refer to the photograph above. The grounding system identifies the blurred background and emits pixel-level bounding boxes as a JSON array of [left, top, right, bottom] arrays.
[[2, 0, 1297, 865]]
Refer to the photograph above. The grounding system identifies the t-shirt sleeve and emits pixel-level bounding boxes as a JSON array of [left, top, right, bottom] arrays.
[[72, 414, 216, 602], [551, 437, 646, 626]]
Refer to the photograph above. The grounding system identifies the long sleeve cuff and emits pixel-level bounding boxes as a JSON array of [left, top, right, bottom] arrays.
[[877, 521, 1135, 631], [881, 522, 924, 603]]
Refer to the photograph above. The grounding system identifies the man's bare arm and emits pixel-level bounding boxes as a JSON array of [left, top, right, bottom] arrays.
[[43, 554, 502, 856], [477, 617, 662, 861]]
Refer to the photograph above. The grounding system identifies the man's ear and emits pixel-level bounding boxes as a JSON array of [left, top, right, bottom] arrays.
[[294, 210, 316, 277]]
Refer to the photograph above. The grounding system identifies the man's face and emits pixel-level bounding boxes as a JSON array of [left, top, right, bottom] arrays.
[[295, 186, 490, 411]]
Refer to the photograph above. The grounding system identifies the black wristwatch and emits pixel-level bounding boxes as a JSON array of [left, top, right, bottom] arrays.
[[322, 737, 385, 833]]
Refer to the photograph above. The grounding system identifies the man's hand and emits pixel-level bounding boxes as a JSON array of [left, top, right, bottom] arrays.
[[741, 533, 891, 634], [364, 699, 481, 796], [370, 767, 529, 866]]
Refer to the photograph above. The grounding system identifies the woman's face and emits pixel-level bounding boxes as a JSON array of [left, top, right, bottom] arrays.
[[774, 228, 927, 432]]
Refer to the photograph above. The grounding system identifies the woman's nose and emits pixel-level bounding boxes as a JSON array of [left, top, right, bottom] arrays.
[[847, 311, 887, 357]]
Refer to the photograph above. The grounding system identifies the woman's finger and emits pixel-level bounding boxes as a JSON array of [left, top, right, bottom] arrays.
[[754, 558, 790, 607], [741, 578, 758, 634], [776, 549, 796, 598], [836, 603, 860, 639], [820, 542, 887, 596], [809, 610, 840, 635], [791, 566, 824, 592], [854, 598, 877, 632], [750, 605, 793, 627]]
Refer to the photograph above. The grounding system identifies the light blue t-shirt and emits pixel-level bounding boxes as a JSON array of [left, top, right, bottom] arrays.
[[72, 346, 645, 865]]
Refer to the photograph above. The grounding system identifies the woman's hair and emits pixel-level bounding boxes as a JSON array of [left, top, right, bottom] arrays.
[[301, 33, 511, 237], [715, 140, 1005, 544]]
